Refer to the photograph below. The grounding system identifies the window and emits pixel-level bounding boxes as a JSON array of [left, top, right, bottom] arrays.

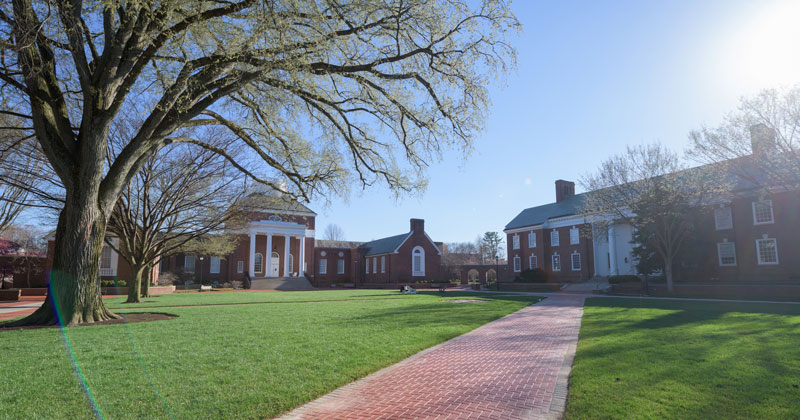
[[365, 258, 369, 274], [319, 258, 327, 274], [373, 257, 377, 274], [237, 261, 243, 274], [570, 228, 579, 245], [529, 254, 538, 269], [381, 256, 385, 273], [717, 242, 737, 266], [210, 257, 220, 274], [571, 252, 581, 271], [756, 238, 779, 265], [337, 259, 345, 274], [550, 230, 560, 247], [552, 254, 561, 271], [412, 246, 425, 276], [753, 200, 774, 225], [528, 232, 536, 248], [714, 206, 733, 230], [513, 255, 521, 272], [184, 255, 195, 273], [254, 253, 263, 273], [512, 235, 520, 250], [100, 246, 112, 269]]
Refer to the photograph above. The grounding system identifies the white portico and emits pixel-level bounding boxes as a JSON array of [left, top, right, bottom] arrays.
[[247, 218, 313, 278]]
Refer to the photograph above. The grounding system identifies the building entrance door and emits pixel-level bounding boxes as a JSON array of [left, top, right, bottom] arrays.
[[271, 252, 280, 277]]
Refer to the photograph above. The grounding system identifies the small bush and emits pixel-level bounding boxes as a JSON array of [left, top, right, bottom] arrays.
[[514, 269, 548, 283], [157, 272, 177, 286], [608, 275, 641, 284], [100, 280, 127, 287]]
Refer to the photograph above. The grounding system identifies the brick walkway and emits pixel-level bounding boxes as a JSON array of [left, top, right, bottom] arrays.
[[275, 296, 585, 420]]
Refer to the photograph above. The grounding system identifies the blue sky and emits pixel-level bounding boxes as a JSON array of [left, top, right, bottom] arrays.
[[310, 0, 800, 245]]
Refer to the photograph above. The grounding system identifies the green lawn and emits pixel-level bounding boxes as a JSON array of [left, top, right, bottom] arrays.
[[566, 298, 800, 420], [1, 291, 540, 420]]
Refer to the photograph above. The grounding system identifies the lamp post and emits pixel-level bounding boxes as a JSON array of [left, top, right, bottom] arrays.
[[495, 254, 500, 291], [199, 256, 204, 285]]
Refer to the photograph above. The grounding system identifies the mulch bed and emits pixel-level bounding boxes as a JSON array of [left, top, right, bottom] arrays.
[[0, 312, 177, 332]]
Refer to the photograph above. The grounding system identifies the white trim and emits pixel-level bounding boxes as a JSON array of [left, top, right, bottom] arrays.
[[381, 255, 385, 273], [504, 225, 544, 234], [424, 232, 443, 255], [513, 255, 521, 272], [756, 238, 779, 265], [373, 257, 377, 274], [714, 206, 733, 230], [254, 253, 263, 273], [528, 254, 537, 270], [209, 256, 220, 274], [571, 252, 581, 271], [716, 241, 737, 267], [550, 230, 560, 247], [512, 234, 520, 250], [337, 259, 345, 274], [528, 231, 536, 248], [569, 227, 579, 245], [412, 246, 425, 276], [552, 253, 561, 272], [319, 258, 327, 274], [237, 261, 244, 274], [752, 200, 774, 225]]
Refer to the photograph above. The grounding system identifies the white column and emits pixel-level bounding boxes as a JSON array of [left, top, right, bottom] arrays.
[[283, 235, 291, 277], [298, 235, 306, 278], [266, 233, 273, 278], [248, 232, 256, 277], [608, 224, 618, 276]]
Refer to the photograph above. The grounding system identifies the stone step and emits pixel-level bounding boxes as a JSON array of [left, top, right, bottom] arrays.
[[249, 277, 315, 291]]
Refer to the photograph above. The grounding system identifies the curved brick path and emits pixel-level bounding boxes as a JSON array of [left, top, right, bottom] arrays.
[[275, 296, 585, 420]]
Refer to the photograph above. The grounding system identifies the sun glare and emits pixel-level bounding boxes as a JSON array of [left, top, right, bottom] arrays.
[[729, 1, 800, 90]]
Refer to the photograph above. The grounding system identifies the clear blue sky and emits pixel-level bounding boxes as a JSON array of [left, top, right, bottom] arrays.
[[310, 0, 800, 245]]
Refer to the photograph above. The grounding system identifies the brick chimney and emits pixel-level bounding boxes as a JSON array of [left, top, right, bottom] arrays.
[[555, 180, 575, 203], [750, 123, 777, 156], [410, 218, 425, 233]]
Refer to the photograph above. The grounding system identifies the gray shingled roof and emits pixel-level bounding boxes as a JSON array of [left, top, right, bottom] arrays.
[[359, 233, 411, 256], [315, 240, 363, 248], [504, 193, 587, 230]]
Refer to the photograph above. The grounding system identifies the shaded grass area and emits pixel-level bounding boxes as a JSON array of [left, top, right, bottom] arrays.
[[566, 298, 800, 420], [1, 292, 541, 420]]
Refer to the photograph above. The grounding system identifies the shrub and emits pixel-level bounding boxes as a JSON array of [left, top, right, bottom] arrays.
[[514, 269, 548, 283], [157, 272, 177, 286], [231, 280, 243, 289], [608, 275, 641, 284], [100, 280, 127, 287]]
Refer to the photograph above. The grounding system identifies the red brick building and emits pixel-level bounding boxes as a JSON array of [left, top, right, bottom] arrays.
[[506, 134, 800, 285]]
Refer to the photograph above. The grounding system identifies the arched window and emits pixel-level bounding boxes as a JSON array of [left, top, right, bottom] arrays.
[[254, 253, 263, 273], [412, 246, 425, 276]]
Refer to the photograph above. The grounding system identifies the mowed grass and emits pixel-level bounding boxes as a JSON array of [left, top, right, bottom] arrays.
[[566, 298, 800, 420], [1, 291, 540, 420]]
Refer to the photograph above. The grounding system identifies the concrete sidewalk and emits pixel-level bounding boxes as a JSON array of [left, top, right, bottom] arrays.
[[275, 296, 586, 420]]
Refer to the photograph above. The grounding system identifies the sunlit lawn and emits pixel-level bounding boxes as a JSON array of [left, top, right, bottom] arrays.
[[566, 298, 800, 420], [1, 290, 540, 420]]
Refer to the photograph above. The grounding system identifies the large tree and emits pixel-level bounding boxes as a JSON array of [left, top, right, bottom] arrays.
[[689, 86, 800, 192], [107, 127, 249, 303], [0, 1, 518, 325], [479, 231, 503, 263], [580, 143, 727, 292], [323, 223, 345, 241]]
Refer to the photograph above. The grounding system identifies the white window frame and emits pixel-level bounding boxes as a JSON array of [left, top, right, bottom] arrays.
[[237, 260, 244, 274], [571, 252, 581, 271], [512, 234, 520, 250], [253, 253, 263, 273], [714, 206, 733, 230], [717, 242, 737, 267], [373, 257, 377, 274], [528, 232, 536, 248], [552, 253, 561, 271], [752, 200, 774, 225], [570, 228, 579, 245], [513, 255, 521, 272], [184, 255, 196, 273], [550, 230, 560, 247], [209, 256, 220, 274], [337, 259, 345, 274], [529, 254, 537, 270], [381, 255, 385, 273], [756, 238, 779, 265], [412, 246, 426, 276], [365, 258, 369, 274], [319, 258, 327, 274]]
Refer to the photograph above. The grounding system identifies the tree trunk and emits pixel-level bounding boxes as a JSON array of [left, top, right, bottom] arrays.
[[664, 257, 675, 293], [126, 264, 145, 303], [11, 199, 120, 326], [141, 265, 152, 298]]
